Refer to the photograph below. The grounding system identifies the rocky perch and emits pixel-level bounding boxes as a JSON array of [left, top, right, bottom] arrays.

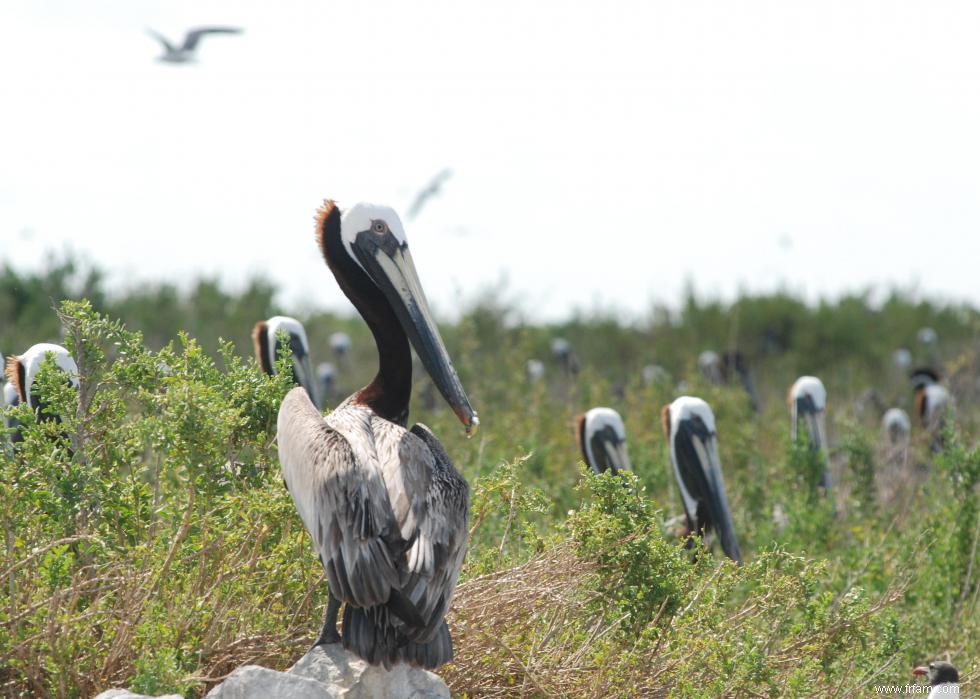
[[95, 644, 451, 699]]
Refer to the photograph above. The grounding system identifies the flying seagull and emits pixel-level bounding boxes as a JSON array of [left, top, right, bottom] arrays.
[[407, 169, 452, 220], [146, 26, 243, 64]]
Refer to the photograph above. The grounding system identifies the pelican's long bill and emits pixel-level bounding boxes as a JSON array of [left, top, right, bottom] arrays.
[[350, 221, 478, 434], [674, 417, 742, 562], [793, 396, 827, 453]]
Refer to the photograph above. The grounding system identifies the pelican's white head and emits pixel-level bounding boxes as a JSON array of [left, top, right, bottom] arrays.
[[7, 343, 79, 409], [340, 203, 408, 275]]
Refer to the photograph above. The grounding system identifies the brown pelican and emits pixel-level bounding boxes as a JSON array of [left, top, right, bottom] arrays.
[[882, 408, 911, 445], [253, 315, 319, 407], [525, 359, 545, 384], [146, 26, 243, 64], [720, 351, 761, 413], [912, 369, 952, 449], [4, 343, 78, 441], [697, 350, 722, 384], [912, 661, 959, 698], [551, 337, 579, 377], [317, 362, 337, 402], [330, 332, 352, 361], [641, 364, 670, 387], [575, 407, 632, 475], [788, 375, 831, 491], [661, 396, 742, 563], [277, 200, 477, 670]]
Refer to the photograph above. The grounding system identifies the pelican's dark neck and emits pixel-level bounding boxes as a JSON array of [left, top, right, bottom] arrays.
[[318, 204, 412, 425]]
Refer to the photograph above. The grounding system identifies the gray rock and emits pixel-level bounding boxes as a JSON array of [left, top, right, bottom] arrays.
[[205, 644, 451, 699], [94, 691, 182, 699]]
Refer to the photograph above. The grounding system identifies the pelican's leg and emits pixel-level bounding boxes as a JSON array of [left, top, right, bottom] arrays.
[[313, 591, 342, 646]]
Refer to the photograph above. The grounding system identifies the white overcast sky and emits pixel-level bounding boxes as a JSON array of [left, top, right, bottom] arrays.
[[2, 1, 980, 321]]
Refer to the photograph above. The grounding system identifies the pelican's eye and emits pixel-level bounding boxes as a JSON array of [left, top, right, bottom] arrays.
[[371, 220, 389, 235]]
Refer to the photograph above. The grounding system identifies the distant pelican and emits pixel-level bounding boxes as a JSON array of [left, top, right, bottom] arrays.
[[575, 407, 632, 475], [253, 315, 319, 407], [911, 369, 952, 449], [912, 661, 959, 698], [330, 332, 352, 361], [892, 348, 912, 371], [788, 376, 831, 491], [146, 26, 242, 64], [277, 200, 477, 669], [662, 396, 742, 563], [641, 364, 669, 386], [881, 408, 911, 445], [550, 337, 580, 377], [720, 351, 761, 413], [525, 359, 545, 384], [697, 350, 722, 384], [317, 362, 336, 402], [4, 344, 78, 441]]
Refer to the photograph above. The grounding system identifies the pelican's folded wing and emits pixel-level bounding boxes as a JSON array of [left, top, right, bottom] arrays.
[[277, 387, 402, 609]]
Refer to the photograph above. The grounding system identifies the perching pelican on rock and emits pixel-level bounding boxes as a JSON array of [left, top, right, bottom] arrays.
[[277, 201, 477, 670], [788, 376, 832, 492], [661, 396, 742, 563], [575, 407, 632, 476], [253, 315, 319, 407]]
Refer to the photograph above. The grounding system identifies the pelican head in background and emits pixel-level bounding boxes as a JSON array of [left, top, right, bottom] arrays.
[[881, 408, 911, 445], [661, 396, 742, 563], [551, 337, 580, 377], [575, 407, 632, 476], [911, 368, 952, 449], [788, 376, 832, 491], [641, 363, 670, 387], [525, 358, 545, 384], [253, 315, 319, 407], [277, 200, 477, 670], [912, 661, 959, 698], [316, 362, 336, 402], [697, 350, 722, 384], [330, 331, 352, 360], [4, 343, 79, 441]]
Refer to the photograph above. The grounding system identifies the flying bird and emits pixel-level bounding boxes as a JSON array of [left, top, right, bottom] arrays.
[[4, 343, 79, 442], [407, 169, 452, 220], [253, 316, 319, 408], [576, 407, 632, 476], [662, 396, 742, 563], [277, 200, 477, 670], [912, 661, 959, 698], [146, 26, 242, 64], [788, 376, 832, 492]]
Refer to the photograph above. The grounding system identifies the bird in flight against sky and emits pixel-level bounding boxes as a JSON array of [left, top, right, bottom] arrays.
[[407, 169, 452, 220], [146, 26, 243, 64]]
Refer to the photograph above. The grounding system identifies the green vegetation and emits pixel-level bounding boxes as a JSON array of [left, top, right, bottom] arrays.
[[0, 259, 977, 697]]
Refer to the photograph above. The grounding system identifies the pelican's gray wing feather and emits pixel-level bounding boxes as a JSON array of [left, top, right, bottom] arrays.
[[398, 424, 469, 642], [278, 387, 402, 609]]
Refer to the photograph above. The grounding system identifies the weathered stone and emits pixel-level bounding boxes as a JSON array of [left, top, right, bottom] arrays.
[[97, 644, 450, 699], [93, 691, 182, 699]]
